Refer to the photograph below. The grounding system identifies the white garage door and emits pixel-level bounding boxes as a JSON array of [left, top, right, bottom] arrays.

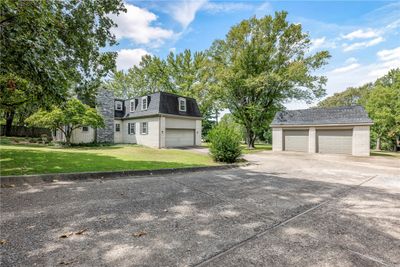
[[284, 130, 309, 152], [166, 129, 195, 147], [317, 129, 353, 154]]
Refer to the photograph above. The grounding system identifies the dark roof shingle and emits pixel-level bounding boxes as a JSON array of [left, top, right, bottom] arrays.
[[271, 105, 373, 126], [121, 92, 202, 119]]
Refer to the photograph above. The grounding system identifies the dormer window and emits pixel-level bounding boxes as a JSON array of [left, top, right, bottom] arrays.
[[130, 100, 135, 112], [115, 101, 122, 111], [141, 96, 148, 110], [179, 97, 186, 112]]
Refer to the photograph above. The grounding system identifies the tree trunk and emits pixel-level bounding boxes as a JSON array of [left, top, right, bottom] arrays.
[[246, 128, 256, 149], [5, 110, 15, 136], [375, 137, 381, 151], [65, 127, 72, 146], [65, 134, 71, 146]]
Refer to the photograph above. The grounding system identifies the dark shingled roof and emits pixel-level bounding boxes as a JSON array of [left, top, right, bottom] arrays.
[[271, 105, 373, 126], [118, 92, 202, 119]]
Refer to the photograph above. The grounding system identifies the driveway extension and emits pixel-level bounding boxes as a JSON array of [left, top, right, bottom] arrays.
[[1, 152, 399, 266]]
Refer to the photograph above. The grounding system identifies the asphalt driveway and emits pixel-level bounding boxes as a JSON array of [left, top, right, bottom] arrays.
[[1, 152, 399, 266]]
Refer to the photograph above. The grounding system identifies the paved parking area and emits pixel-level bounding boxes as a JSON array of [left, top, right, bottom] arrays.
[[1, 152, 399, 266]]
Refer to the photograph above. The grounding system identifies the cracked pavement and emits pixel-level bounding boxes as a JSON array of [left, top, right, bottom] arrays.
[[1, 151, 399, 266]]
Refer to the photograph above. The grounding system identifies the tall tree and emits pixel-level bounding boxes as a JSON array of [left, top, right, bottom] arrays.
[[366, 69, 400, 150], [317, 84, 373, 108], [209, 12, 330, 148], [0, 0, 125, 134]]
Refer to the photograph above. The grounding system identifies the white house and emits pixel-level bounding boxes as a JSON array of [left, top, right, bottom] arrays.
[[270, 106, 373, 156], [55, 91, 202, 148]]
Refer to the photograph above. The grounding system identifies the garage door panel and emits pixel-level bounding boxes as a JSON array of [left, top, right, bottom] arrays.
[[317, 130, 352, 154], [166, 129, 195, 147], [284, 130, 309, 152]]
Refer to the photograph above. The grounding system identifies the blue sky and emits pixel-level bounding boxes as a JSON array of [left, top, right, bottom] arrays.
[[109, 1, 400, 109]]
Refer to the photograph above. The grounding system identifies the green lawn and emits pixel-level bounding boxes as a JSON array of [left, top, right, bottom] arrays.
[[0, 142, 217, 176], [202, 142, 272, 154], [371, 150, 400, 158], [240, 143, 272, 154]]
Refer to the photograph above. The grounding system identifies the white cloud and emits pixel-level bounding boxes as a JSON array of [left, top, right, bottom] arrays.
[[168, 0, 207, 28], [342, 29, 380, 40], [377, 46, 400, 61], [116, 49, 150, 70], [310, 37, 337, 51], [345, 57, 358, 64], [256, 2, 273, 17], [324, 46, 400, 96], [110, 4, 173, 45], [331, 63, 361, 74], [310, 37, 326, 50], [342, 36, 384, 52], [202, 2, 253, 14]]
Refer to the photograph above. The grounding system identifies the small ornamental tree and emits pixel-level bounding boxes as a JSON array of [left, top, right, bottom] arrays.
[[208, 123, 242, 163], [25, 99, 104, 145]]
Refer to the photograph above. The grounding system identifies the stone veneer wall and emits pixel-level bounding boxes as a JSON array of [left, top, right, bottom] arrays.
[[96, 89, 114, 143]]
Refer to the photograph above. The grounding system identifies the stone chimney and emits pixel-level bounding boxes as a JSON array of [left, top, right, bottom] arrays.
[[95, 88, 114, 143]]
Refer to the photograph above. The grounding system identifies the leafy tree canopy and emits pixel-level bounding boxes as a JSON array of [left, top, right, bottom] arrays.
[[25, 98, 104, 145], [105, 50, 222, 117], [209, 11, 330, 148], [0, 0, 125, 134]]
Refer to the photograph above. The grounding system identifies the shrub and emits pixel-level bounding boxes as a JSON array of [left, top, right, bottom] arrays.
[[208, 123, 242, 163]]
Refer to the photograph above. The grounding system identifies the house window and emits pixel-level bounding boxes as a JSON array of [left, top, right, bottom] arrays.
[[82, 126, 89, 132], [141, 122, 148, 134], [130, 100, 135, 112], [128, 122, 135, 135], [115, 101, 123, 111], [141, 96, 148, 110], [115, 123, 120, 132], [179, 98, 186, 112]]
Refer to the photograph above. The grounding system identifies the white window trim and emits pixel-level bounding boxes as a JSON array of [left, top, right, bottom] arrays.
[[141, 122, 148, 135], [115, 123, 120, 132], [141, 96, 148, 110], [82, 126, 89, 132], [178, 97, 186, 112], [130, 100, 135, 112], [115, 101, 123, 111], [128, 122, 135, 135]]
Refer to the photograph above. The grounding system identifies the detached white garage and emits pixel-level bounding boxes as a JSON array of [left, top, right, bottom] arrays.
[[271, 106, 373, 156]]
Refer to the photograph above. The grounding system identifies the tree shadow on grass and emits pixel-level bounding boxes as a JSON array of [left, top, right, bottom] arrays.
[[0, 148, 208, 176]]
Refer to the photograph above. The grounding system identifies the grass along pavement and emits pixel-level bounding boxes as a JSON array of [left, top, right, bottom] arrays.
[[0, 143, 217, 176], [201, 142, 272, 154]]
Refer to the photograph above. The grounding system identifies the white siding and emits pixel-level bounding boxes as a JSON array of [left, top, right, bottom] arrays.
[[114, 119, 123, 143], [352, 126, 370, 156], [195, 120, 202, 146], [272, 128, 283, 152], [122, 117, 159, 148], [165, 117, 196, 129], [70, 127, 94, 143]]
